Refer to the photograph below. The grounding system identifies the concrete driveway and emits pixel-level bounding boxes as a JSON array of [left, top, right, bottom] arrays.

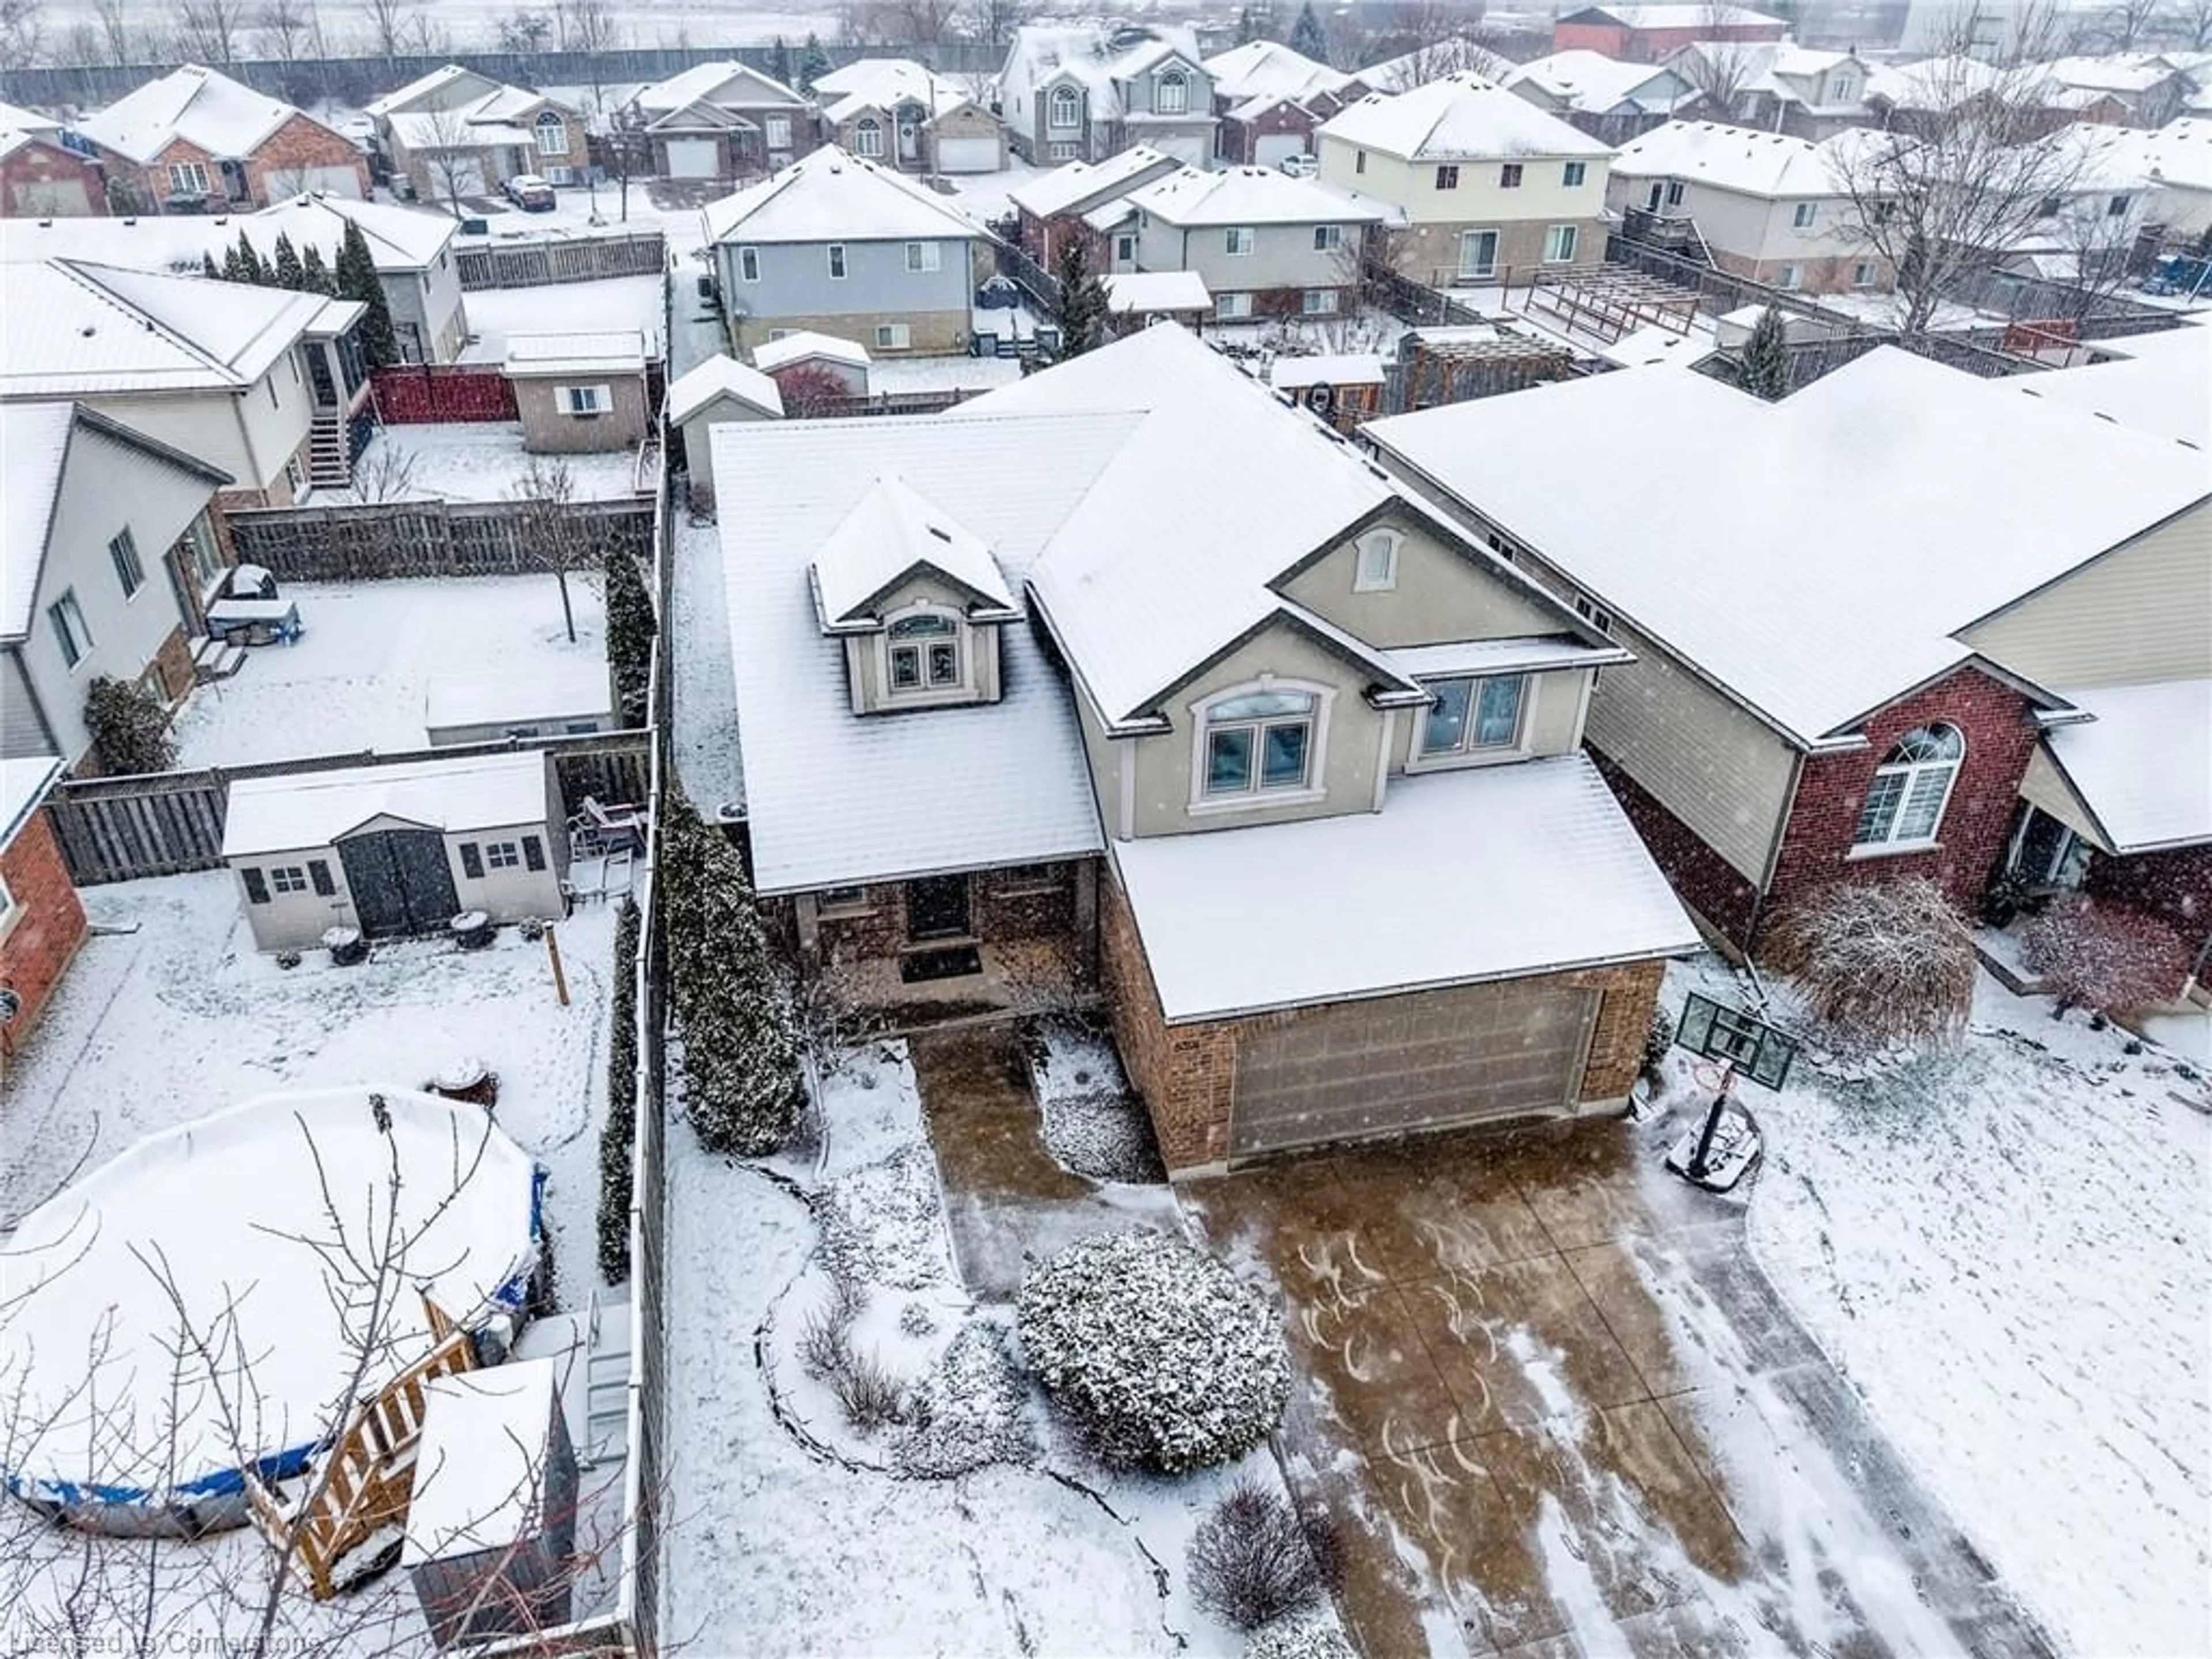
[[1185, 1119, 2052, 1659]]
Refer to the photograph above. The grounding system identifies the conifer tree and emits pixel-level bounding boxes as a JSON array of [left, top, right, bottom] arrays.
[[799, 32, 831, 93], [271, 230, 305, 289], [769, 34, 794, 88], [200, 250, 221, 279], [1290, 0, 1328, 63], [1740, 305, 1793, 401], [336, 221, 399, 366], [1054, 237, 1111, 357], [233, 229, 268, 283], [300, 242, 337, 295], [605, 546, 657, 728]]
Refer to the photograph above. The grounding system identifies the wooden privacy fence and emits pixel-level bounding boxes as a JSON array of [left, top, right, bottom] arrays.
[[224, 498, 653, 582], [46, 733, 651, 887], [456, 232, 666, 291], [372, 364, 519, 424]]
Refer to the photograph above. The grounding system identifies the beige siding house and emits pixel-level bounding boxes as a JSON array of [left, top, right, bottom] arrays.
[[504, 331, 652, 454], [368, 65, 592, 200]]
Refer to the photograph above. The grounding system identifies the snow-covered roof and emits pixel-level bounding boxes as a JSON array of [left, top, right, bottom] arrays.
[[1366, 349, 2212, 745], [1318, 74, 1615, 162], [815, 57, 977, 124], [1, 402, 75, 641], [1268, 353, 1385, 388], [1005, 22, 1205, 122], [668, 353, 784, 422], [403, 1358, 561, 1563], [1506, 51, 1696, 115], [701, 147, 984, 245], [503, 330, 648, 376], [2014, 331, 2211, 449], [1611, 120, 1855, 196], [2043, 679, 2212, 853], [2042, 54, 2186, 95], [365, 63, 496, 118], [2101, 118, 2212, 196], [1124, 165, 1388, 228], [0, 754, 62, 849], [752, 330, 871, 373], [0, 99, 58, 135], [1102, 270, 1211, 313], [1387, 635, 1629, 677], [0, 192, 455, 276], [810, 473, 1018, 625], [1007, 146, 1180, 220], [1113, 756, 1700, 1021], [1, 260, 351, 399], [1355, 39, 1518, 94], [1203, 39, 1355, 106], [632, 60, 809, 117], [2033, 121, 2157, 196], [222, 751, 551, 855], [1571, 2, 1782, 25], [708, 412, 1119, 892], [423, 662, 610, 730], [78, 65, 310, 164], [1596, 323, 1717, 368]]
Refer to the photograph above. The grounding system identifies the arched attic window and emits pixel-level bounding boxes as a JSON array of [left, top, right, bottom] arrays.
[[1854, 723, 1964, 849], [1049, 86, 1082, 130], [534, 111, 568, 157]]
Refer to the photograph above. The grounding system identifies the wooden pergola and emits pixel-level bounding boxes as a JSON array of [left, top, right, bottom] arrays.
[[1517, 267, 1705, 345]]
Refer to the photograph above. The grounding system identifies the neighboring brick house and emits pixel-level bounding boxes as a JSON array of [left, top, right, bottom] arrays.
[[77, 65, 367, 214], [1366, 346, 2212, 956], [710, 324, 1696, 1176], [1, 402, 232, 773], [1666, 42, 1872, 138], [1120, 165, 1388, 323], [1202, 40, 1366, 167], [1, 757, 86, 1055], [1, 103, 105, 217], [999, 23, 1218, 168], [503, 332, 652, 454], [812, 58, 1007, 175], [1008, 145, 1183, 268], [1552, 2, 1787, 64], [1503, 51, 1700, 143], [626, 62, 816, 185], [366, 65, 590, 200]]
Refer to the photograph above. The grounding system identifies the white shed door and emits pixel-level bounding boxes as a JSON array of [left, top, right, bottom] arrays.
[[935, 136, 1000, 173], [1229, 980, 1599, 1160], [665, 138, 719, 179], [1255, 133, 1306, 168]]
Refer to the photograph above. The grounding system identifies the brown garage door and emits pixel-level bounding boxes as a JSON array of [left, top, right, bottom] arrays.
[[1230, 980, 1600, 1160]]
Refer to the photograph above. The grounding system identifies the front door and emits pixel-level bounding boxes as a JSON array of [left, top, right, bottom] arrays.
[[338, 828, 462, 936], [1647, 181, 1665, 212], [906, 874, 971, 941], [897, 111, 923, 164]]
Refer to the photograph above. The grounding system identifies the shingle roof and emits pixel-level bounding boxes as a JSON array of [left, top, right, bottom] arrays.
[[814, 57, 976, 124], [810, 473, 1017, 624], [78, 65, 309, 164], [2013, 329, 2211, 449], [0, 755, 63, 850], [1610, 120, 1856, 196], [751, 330, 871, 372], [701, 147, 984, 244], [1, 402, 75, 641], [222, 752, 552, 856], [1123, 165, 1388, 227], [1317, 73, 1615, 161], [1102, 270, 1211, 312], [0, 192, 454, 274], [1368, 349, 2212, 745], [1506, 51, 1695, 114], [632, 61, 808, 116], [667, 353, 785, 422], [503, 329, 648, 376], [2042, 679, 2212, 853], [1007, 146, 1180, 219], [1203, 39, 1355, 105]]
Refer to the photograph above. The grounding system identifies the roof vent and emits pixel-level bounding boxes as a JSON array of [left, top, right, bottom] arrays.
[[79, 325, 96, 337]]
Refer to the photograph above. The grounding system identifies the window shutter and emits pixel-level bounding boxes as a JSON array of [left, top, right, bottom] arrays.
[[243, 866, 270, 904], [308, 859, 335, 896], [460, 842, 484, 879], [522, 835, 546, 872]]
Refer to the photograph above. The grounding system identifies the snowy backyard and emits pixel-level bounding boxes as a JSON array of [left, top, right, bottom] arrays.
[[170, 574, 608, 768], [460, 274, 667, 364], [328, 422, 650, 505]]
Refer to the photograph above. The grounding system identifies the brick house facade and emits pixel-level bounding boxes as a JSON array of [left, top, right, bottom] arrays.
[[1, 808, 87, 1054], [1, 135, 106, 217], [112, 115, 369, 215], [2084, 844, 2212, 958]]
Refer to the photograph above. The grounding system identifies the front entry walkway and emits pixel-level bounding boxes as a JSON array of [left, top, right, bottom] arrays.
[[1185, 1120, 2053, 1658]]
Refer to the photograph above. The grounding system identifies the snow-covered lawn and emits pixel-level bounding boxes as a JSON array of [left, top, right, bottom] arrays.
[[0, 870, 622, 1649], [170, 575, 607, 768], [1714, 959, 2212, 1657], [867, 353, 1025, 396], [460, 274, 666, 363], [942, 160, 1043, 227], [669, 512, 744, 815], [327, 421, 648, 504], [661, 1043, 1338, 1654]]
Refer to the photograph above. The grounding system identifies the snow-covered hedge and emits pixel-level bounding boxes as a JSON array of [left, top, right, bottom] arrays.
[[1244, 1613, 1357, 1659], [1016, 1231, 1289, 1473]]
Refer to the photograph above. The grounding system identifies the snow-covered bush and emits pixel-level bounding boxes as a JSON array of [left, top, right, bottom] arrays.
[[1642, 1005, 1676, 1082], [1767, 878, 1976, 1043], [895, 1319, 1036, 1479], [605, 546, 656, 728], [596, 895, 642, 1283], [1188, 1480, 1339, 1630], [2021, 897, 2188, 1016], [1244, 1612, 1357, 1659], [1016, 1231, 1289, 1473], [83, 675, 175, 775], [660, 796, 804, 1156]]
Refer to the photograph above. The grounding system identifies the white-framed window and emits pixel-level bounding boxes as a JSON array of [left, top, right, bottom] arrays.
[[855, 116, 885, 157], [2107, 194, 2131, 217], [874, 321, 912, 349], [1852, 260, 1877, 287], [560, 384, 611, 415], [1777, 263, 1801, 290], [168, 161, 210, 194], [535, 112, 569, 156], [270, 864, 310, 894], [1573, 593, 1613, 633], [1353, 528, 1400, 591], [1420, 675, 1525, 759], [1049, 85, 1082, 130], [177, 515, 223, 594], [1048, 141, 1079, 160], [48, 589, 92, 668], [1458, 228, 1498, 279], [109, 527, 145, 597], [1156, 69, 1189, 115], [1302, 287, 1338, 314], [1198, 684, 1323, 801], [904, 240, 940, 272], [1214, 291, 1251, 319], [827, 243, 847, 279], [1563, 160, 1587, 187], [738, 245, 761, 282], [887, 609, 961, 691], [1664, 179, 1685, 207], [1826, 72, 1853, 101], [1312, 223, 1342, 251], [1791, 200, 1817, 229], [766, 114, 793, 149], [1543, 224, 1578, 264], [485, 840, 522, 869], [1499, 162, 1524, 188], [1115, 233, 1135, 263], [1225, 226, 1255, 255], [819, 884, 871, 912], [1854, 724, 1964, 850], [1434, 164, 1459, 190], [544, 164, 574, 185]]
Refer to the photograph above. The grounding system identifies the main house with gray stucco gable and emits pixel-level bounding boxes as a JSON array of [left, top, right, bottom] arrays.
[[703, 147, 987, 356]]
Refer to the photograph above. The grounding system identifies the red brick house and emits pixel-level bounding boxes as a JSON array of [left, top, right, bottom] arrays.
[[1367, 346, 2212, 955], [1008, 144, 1184, 268], [1201, 40, 1367, 168], [1, 105, 106, 217], [1, 758, 85, 1056], [77, 65, 368, 214], [1553, 2, 1787, 64]]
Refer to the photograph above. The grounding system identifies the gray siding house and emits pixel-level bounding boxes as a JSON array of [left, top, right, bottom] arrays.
[[999, 24, 1218, 168], [1124, 165, 1387, 320], [704, 148, 987, 356]]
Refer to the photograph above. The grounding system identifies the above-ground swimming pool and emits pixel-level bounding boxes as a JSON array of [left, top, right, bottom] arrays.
[[0, 1086, 543, 1535]]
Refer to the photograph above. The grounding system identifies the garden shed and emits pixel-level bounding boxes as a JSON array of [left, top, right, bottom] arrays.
[[503, 331, 652, 454], [425, 662, 613, 747], [666, 354, 784, 510], [222, 751, 565, 950], [404, 1358, 578, 1649]]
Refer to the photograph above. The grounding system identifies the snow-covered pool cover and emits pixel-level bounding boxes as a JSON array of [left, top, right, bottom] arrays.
[[0, 1087, 542, 1527]]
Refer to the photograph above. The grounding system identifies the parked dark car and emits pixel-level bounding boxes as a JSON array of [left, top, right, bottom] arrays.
[[505, 173, 555, 211]]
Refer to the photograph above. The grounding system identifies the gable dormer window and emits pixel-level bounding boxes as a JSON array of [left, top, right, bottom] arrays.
[[1353, 529, 1400, 592], [1157, 70, 1189, 115], [888, 611, 962, 692], [1197, 683, 1327, 803], [1050, 86, 1082, 129]]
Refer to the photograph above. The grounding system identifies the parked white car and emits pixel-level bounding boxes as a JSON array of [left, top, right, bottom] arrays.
[[1278, 152, 1319, 177]]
